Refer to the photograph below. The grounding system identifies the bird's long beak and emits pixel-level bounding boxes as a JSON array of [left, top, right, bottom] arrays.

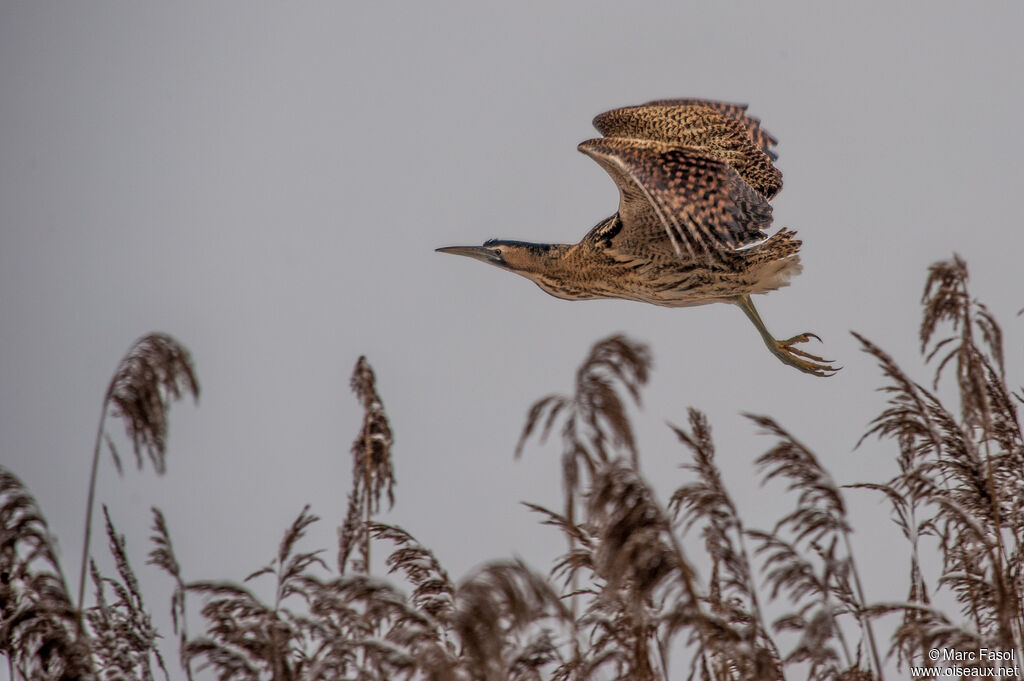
[[435, 245, 504, 266]]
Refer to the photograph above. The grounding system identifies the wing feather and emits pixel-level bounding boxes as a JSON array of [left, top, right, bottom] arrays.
[[591, 101, 782, 199], [578, 137, 774, 260], [639, 98, 779, 159]]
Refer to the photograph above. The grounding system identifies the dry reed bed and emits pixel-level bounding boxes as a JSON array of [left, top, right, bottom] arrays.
[[1, 255, 1021, 680]]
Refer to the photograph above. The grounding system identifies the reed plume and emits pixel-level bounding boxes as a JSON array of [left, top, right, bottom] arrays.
[[147, 508, 193, 681], [516, 334, 651, 516], [78, 333, 199, 614], [0, 467, 94, 681], [670, 409, 784, 680], [86, 507, 168, 681], [453, 560, 571, 681], [184, 506, 325, 681], [579, 458, 702, 681], [339, 356, 395, 575], [5, 255, 1023, 680], [746, 413, 883, 680], [514, 335, 652, 673], [854, 254, 1024, 671]]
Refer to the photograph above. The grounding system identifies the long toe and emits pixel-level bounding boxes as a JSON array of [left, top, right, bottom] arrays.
[[773, 333, 840, 377], [781, 332, 822, 345]]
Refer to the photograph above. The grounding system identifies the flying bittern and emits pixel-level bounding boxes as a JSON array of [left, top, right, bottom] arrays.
[[437, 99, 838, 377]]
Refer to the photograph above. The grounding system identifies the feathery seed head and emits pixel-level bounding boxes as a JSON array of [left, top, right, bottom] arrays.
[[105, 332, 199, 475]]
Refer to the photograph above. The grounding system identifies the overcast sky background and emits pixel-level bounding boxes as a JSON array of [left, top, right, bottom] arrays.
[[2, 3, 1023, 678]]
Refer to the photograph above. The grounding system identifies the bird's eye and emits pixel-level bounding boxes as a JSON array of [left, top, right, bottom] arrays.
[[493, 248, 502, 257]]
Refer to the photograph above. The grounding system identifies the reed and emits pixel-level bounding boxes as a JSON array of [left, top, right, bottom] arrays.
[[3, 255, 1021, 680]]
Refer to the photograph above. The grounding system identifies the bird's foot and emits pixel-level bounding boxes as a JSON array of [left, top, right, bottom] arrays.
[[771, 333, 840, 377]]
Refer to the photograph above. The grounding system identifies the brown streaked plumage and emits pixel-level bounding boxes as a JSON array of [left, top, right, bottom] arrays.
[[437, 99, 838, 377]]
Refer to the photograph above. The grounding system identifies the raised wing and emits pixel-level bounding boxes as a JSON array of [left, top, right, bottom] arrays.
[[591, 101, 782, 199], [639, 99, 778, 159], [578, 137, 774, 260]]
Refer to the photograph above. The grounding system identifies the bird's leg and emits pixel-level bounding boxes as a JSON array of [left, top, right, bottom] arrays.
[[734, 294, 839, 377]]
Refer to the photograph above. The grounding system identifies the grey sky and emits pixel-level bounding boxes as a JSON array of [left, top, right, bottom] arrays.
[[2, 2, 1023, 677]]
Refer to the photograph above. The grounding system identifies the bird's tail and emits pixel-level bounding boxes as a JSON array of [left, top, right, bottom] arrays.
[[742, 228, 802, 293]]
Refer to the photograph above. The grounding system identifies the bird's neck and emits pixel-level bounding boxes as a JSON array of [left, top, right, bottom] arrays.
[[514, 244, 594, 300], [527, 243, 573, 273]]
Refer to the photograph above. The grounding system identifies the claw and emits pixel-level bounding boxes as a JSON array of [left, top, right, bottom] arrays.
[[772, 337, 840, 376], [779, 332, 822, 345], [735, 296, 841, 377], [786, 345, 828, 362]]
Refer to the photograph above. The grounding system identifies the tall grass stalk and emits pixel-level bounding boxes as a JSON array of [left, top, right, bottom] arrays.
[[4, 255, 1021, 680], [76, 333, 198, 615]]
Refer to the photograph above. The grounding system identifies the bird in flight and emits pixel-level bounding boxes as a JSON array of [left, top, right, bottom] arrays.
[[437, 99, 837, 376]]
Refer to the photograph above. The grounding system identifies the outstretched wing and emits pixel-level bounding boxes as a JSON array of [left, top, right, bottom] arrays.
[[638, 98, 778, 159], [578, 137, 774, 260], [591, 100, 782, 199]]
